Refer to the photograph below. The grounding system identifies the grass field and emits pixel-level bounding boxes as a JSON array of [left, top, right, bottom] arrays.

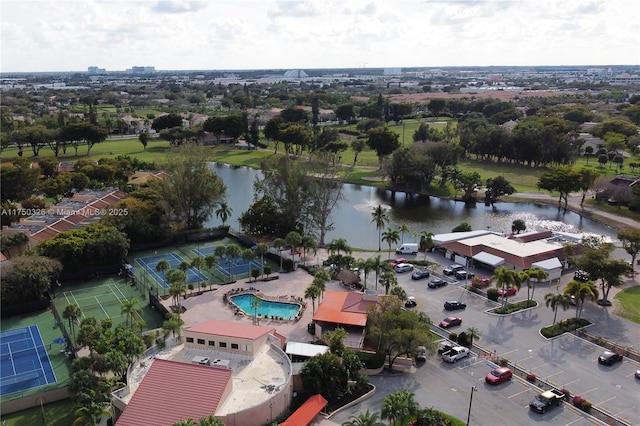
[[614, 285, 640, 323], [0, 397, 75, 426]]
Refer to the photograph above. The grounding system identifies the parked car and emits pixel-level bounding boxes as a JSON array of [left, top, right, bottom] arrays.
[[404, 296, 417, 308], [529, 389, 565, 413], [498, 287, 517, 297], [416, 345, 427, 363], [396, 243, 419, 255], [437, 342, 454, 355], [441, 346, 470, 363], [635, 369, 640, 379], [394, 263, 414, 273], [444, 301, 467, 311], [411, 269, 430, 280], [428, 278, 447, 288], [439, 316, 462, 328], [443, 264, 464, 276], [389, 258, 407, 267], [454, 270, 475, 280], [574, 270, 590, 282], [598, 351, 624, 365], [485, 367, 513, 385]]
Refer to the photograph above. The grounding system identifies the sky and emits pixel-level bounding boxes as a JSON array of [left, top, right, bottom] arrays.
[[1, 0, 639, 73]]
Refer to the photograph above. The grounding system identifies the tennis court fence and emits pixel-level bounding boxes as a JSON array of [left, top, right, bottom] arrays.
[[50, 301, 73, 353]]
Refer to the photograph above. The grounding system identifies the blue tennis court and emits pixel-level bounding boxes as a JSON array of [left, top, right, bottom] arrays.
[[0, 325, 57, 396], [192, 247, 262, 277], [136, 252, 208, 288]]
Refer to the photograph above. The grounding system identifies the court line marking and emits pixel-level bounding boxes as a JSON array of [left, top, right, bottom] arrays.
[[28, 326, 46, 384]]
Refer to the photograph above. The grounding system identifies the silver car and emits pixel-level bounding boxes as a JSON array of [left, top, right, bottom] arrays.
[[394, 263, 414, 273]]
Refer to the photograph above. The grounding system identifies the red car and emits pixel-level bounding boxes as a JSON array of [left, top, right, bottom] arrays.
[[439, 316, 462, 329], [485, 367, 513, 384], [498, 287, 517, 297], [389, 258, 407, 267]]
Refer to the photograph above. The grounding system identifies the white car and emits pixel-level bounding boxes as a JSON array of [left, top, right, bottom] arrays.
[[394, 263, 414, 273]]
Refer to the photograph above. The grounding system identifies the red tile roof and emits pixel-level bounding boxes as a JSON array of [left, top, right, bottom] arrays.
[[312, 291, 380, 327], [280, 394, 328, 426], [184, 320, 275, 340], [116, 359, 232, 426]]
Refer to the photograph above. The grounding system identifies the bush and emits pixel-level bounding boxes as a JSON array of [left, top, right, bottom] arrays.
[[560, 388, 570, 400], [498, 357, 509, 367], [282, 258, 294, 272], [526, 373, 537, 382], [251, 268, 260, 281], [457, 331, 469, 347], [492, 300, 537, 314], [541, 318, 591, 338], [448, 332, 458, 342], [573, 396, 592, 413], [487, 288, 500, 302], [264, 265, 272, 276]]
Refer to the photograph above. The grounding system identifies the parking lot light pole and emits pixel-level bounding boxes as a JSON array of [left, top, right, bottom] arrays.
[[466, 385, 478, 426]]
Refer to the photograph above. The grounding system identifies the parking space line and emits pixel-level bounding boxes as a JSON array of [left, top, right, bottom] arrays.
[[562, 378, 580, 386], [544, 370, 564, 378], [580, 387, 598, 396], [530, 362, 548, 370], [500, 349, 519, 356], [507, 388, 529, 399], [596, 396, 616, 406], [516, 356, 532, 363]]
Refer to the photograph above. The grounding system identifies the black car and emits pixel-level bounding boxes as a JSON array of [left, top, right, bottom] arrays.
[[444, 300, 467, 311], [404, 297, 417, 308], [574, 270, 590, 282], [454, 270, 475, 280], [428, 278, 447, 288], [598, 351, 623, 365], [411, 269, 431, 280]]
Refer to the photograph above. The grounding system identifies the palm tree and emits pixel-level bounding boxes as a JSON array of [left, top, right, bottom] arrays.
[[371, 205, 389, 251], [242, 248, 256, 280], [250, 295, 262, 325], [300, 234, 317, 266], [491, 266, 518, 307], [215, 202, 232, 226], [155, 260, 170, 287], [398, 223, 410, 244], [418, 230, 435, 260], [381, 389, 418, 426], [162, 313, 184, 340], [190, 256, 205, 271], [564, 280, 599, 318], [72, 392, 112, 426], [304, 284, 321, 314], [178, 261, 190, 273], [285, 231, 303, 263], [120, 298, 139, 328], [167, 270, 187, 313], [379, 269, 398, 295], [62, 303, 82, 349], [466, 326, 480, 347], [225, 244, 242, 280], [327, 238, 352, 256], [371, 255, 383, 290], [255, 243, 269, 278], [312, 270, 330, 299], [381, 227, 400, 259], [342, 409, 385, 426], [544, 292, 571, 326], [204, 255, 218, 287], [526, 268, 548, 301], [273, 238, 285, 272]]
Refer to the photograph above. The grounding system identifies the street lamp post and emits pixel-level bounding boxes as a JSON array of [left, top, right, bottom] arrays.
[[466, 385, 478, 426]]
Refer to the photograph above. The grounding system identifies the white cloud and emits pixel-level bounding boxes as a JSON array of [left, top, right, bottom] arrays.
[[0, 0, 638, 72]]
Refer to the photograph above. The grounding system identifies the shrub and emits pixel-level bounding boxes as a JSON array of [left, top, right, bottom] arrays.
[[573, 396, 592, 413], [448, 332, 458, 342], [282, 258, 294, 272], [251, 268, 260, 281], [457, 331, 469, 347], [264, 265, 272, 276], [187, 283, 194, 292], [526, 373, 537, 382], [498, 357, 509, 367], [487, 288, 500, 302], [560, 388, 570, 400]]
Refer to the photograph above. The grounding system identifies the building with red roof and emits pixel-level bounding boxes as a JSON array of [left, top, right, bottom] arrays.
[[280, 394, 328, 426]]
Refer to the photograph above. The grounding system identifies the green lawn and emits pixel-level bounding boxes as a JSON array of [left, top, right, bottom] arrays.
[[614, 285, 640, 323], [1, 398, 75, 426]]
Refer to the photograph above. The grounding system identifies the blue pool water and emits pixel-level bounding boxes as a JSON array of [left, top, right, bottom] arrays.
[[230, 294, 301, 320]]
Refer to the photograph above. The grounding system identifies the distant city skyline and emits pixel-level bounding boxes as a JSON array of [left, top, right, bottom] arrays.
[[1, 0, 639, 73]]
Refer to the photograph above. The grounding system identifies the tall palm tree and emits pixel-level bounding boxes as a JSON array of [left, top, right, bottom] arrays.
[[273, 238, 285, 272], [304, 284, 321, 314], [167, 270, 187, 313], [312, 270, 330, 300], [527, 268, 548, 301], [225, 244, 242, 280], [419, 230, 435, 260], [466, 326, 480, 347], [255, 243, 269, 278], [381, 227, 400, 259], [204, 255, 218, 287], [327, 237, 351, 256], [342, 409, 385, 426], [155, 260, 170, 288], [379, 269, 398, 295], [242, 248, 256, 280], [72, 391, 112, 426], [381, 389, 418, 426], [120, 298, 139, 328], [215, 202, 232, 226], [564, 280, 599, 318], [250, 295, 262, 325], [544, 292, 571, 326], [370, 204, 389, 251], [398, 223, 410, 244], [371, 255, 383, 290], [62, 303, 82, 349], [190, 256, 205, 271], [300, 234, 317, 266], [162, 313, 184, 340], [491, 266, 518, 307]]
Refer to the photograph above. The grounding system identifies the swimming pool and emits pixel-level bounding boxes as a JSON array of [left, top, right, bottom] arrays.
[[230, 294, 301, 320]]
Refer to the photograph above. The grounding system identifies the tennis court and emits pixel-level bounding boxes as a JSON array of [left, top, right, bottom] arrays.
[[0, 325, 56, 396], [192, 246, 262, 278], [136, 252, 208, 288], [59, 281, 144, 324]]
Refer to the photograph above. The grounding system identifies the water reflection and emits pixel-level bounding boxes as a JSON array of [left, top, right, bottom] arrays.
[[207, 163, 616, 249]]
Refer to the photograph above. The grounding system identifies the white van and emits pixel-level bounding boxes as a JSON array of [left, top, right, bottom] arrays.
[[396, 243, 418, 255]]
